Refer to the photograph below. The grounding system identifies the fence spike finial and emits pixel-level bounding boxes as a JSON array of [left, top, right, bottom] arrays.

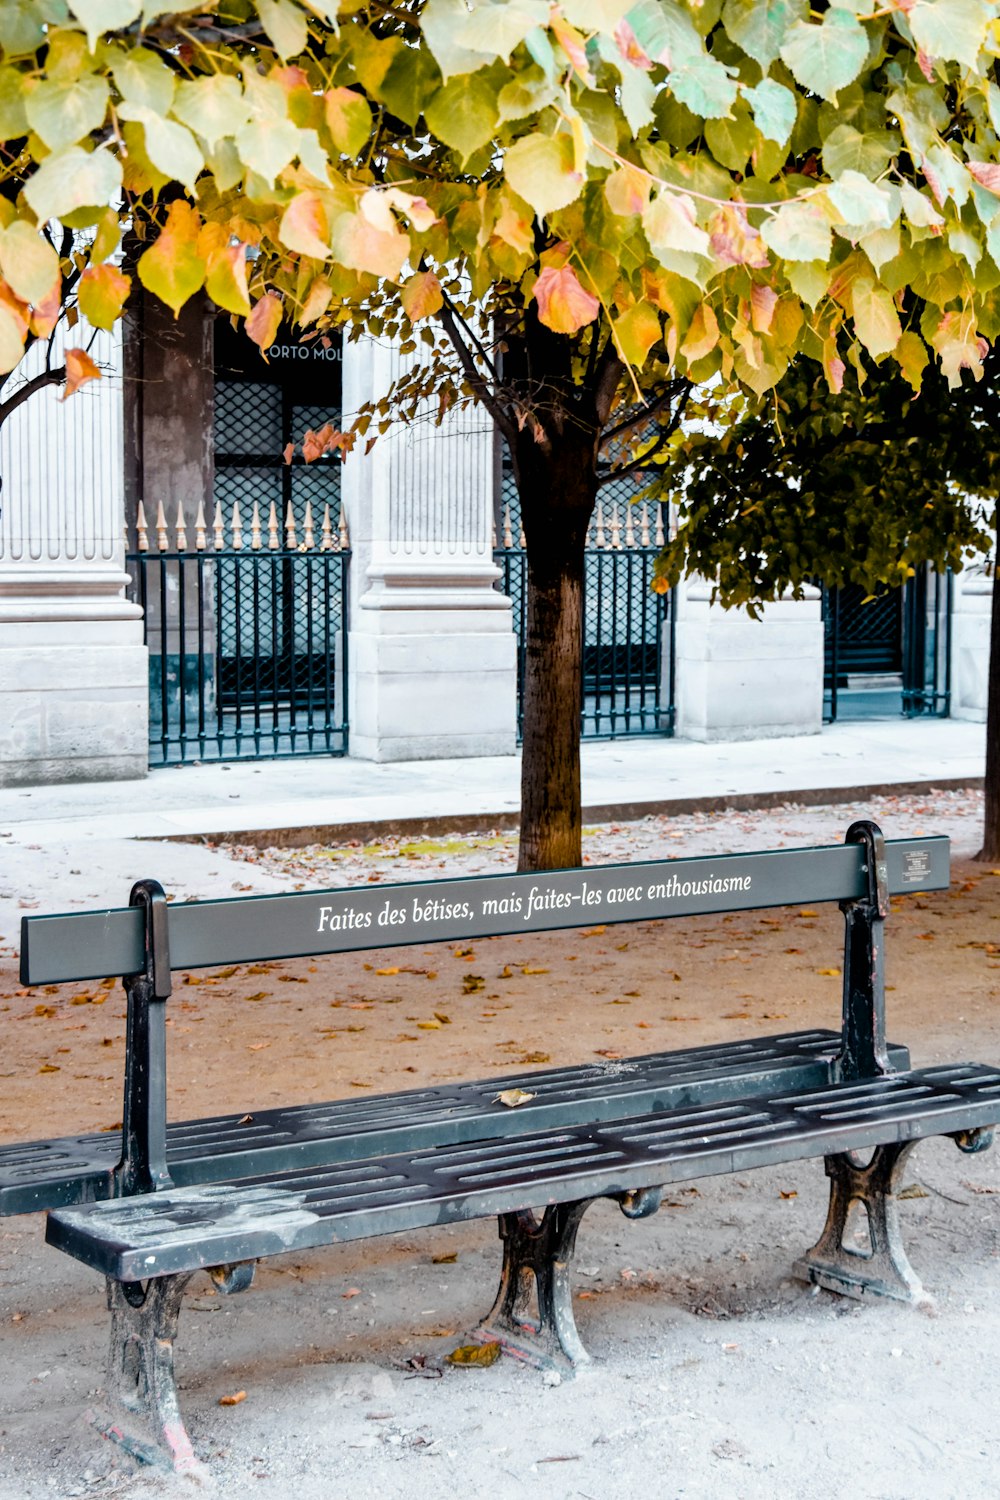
[[338, 510, 350, 550], [654, 503, 665, 548], [610, 502, 622, 551], [267, 501, 280, 550], [624, 503, 636, 549], [175, 500, 188, 552], [321, 503, 333, 551], [155, 500, 169, 552], [503, 504, 513, 549], [194, 499, 207, 552], [284, 500, 297, 550], [518, 514, 526, 548], [213, 501, 225, 551], [640, 505, 650, 547], [136, 499, 149, 553], [251, 499, 262, 551], [231, 500, 243, 551], [595, 498, 606, 550], [303, 498, 314, 551]]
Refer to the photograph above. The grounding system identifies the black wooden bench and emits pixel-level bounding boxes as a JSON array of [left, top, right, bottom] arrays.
[[17, 822, 998, 1474]]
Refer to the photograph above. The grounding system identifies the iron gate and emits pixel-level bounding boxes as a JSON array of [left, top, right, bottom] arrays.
[[496, 471, 674, 741], [128, 499, 349, 765], [823, 571, 952, 721]]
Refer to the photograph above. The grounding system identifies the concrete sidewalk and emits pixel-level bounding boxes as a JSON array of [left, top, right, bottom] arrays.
[[0, 717, 986, 848]]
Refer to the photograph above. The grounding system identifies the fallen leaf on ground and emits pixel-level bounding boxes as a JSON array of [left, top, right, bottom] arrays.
[[417, 1020, 441, 1030], [431, 1253, 458, 1264], [342, 1287, 361, 1298], [898, 1183, 929, 1199], [582, 926, 606, 936], [494, 1088, 536, 1107], [518, 1052, 551, 1064], [797, 910, 819, 918], [522, 966, 550, 975], [376, 967, 400, 976], [779, 1190, 797, 1199], [462, 975, 485, 993], [816, 968, 840, 976], [446, 1342, 501, 1367], [219, 1391, 247, 1406], [244, 992, 269, 1003], [38, 1064, 60, 1074], [433, 1012, 451, 1024]]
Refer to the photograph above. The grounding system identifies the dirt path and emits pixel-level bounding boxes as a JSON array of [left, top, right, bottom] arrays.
[[0, 791, 997, 1499]]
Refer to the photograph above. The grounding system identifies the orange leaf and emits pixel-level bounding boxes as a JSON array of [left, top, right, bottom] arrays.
[[246, 292, 282, 351], [219, 1390, 247, 1406], [279, 192, 331, 260], [63, 348, 101, 399], [533, 264, 600, 334]]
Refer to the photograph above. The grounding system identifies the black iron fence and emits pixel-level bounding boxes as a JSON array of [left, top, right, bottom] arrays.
[[128, 498, 349, 765], [495, 493, 674, 741], [822, 571, 951, 722]]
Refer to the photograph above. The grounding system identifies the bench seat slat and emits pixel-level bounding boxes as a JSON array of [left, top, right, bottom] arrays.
[[46, 1063, 1000, 1284], [3, 1029, 904, 1215]]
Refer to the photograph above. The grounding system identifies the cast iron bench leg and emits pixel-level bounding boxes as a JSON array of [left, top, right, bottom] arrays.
[[475, 1201, 595, 1370], [795, 1127, 995, 1305], [94, 1262, 256, 1474]]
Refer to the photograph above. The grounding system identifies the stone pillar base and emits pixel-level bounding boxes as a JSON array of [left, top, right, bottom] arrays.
[[675, 582, 823, 742], [0, 618, 149, 787], [349, 566, 516, 762]]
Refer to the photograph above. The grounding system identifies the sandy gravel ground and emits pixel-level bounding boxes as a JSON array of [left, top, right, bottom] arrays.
[[0, 789, 997, 1500]]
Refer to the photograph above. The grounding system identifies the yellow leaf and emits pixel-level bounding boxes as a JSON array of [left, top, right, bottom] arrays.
[[244, 991, 270, 1002], [533, 263, 599, 334], [400, 269, 443, 322], [417, 1020, 441, 1030], [446, 1341, 501, 1367], [494, 1088, 535, 1107], [205, 244, 251, 318], [376, 967, 400, 975], [582, 926, 606, 936], [680, 302, 719, 364], [136, 199, 206, 317], [614, 302, 661, 368], [39, 1064, 60, 1074], [521, 966, 550, 975], [63, 348, 101, 399], [815, 968, 840, 976], [797, 909, 819, 918]]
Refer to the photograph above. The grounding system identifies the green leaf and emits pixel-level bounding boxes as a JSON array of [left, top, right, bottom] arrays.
[[91, 208, 120, 263], [899, 181, 944, 229], [909, 0, 990, 70], [256, 0, 308, 61], [0, 0, 47, 57], [378, 44, 442, 128], [67, 0, 142, 53], [0, 66, 29, 137], [0, 300, 26, 374], [852, 276, 901, 358], [426, 75, 500, 162], [111, 47, 175, 115], [173, 76, 249, 147], [705, 102, 756, 173], [497, 69, 556, 123], [0, 221, 60, 305], [324, 88, 372, 157], [743, 79, 796, 149], [722, 0, 807, 69], [118, 104, 203, 191], [828, 170, 895, 229], [894, 329, 928, 393], [780, 10, 869, 102], [669, 55, 738, 121], [422, 0, 549, 79], [821, 123, 898, 179], [23, 145, 123, 221], [785, 260, 829, 308], [504, 133, 582, 217], [24, 74, 109, 151], [236, 120, 300, 185], [761, 199, 833, 261]]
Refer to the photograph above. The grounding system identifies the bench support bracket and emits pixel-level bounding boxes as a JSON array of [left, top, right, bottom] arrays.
[[793, 1142, 926, 1304], [476, 1201, 594, 1371], [92, 1273, 201, 1475]]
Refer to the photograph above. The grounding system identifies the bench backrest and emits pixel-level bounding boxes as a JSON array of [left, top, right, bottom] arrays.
[[17, 823, 949, 1199], [20, 834, 948, 986]]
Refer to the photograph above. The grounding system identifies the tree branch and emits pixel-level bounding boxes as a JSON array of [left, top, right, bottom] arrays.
[[435, 296, 517, 446], [0, 365, 66, 429]]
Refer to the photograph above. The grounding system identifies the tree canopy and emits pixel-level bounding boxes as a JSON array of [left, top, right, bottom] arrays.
[[4, 0, 1000, 417]]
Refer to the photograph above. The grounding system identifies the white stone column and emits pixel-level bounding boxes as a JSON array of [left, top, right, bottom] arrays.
[[0, 323, 148, 786], [950, 564, 994, 721], [674, 578, 823, 740], [341, 337, 516, 761]]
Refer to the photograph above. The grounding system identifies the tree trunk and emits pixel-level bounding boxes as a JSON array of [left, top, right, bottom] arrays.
[[516, 438, 597, 873], [977, 550, 1000, 861]]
